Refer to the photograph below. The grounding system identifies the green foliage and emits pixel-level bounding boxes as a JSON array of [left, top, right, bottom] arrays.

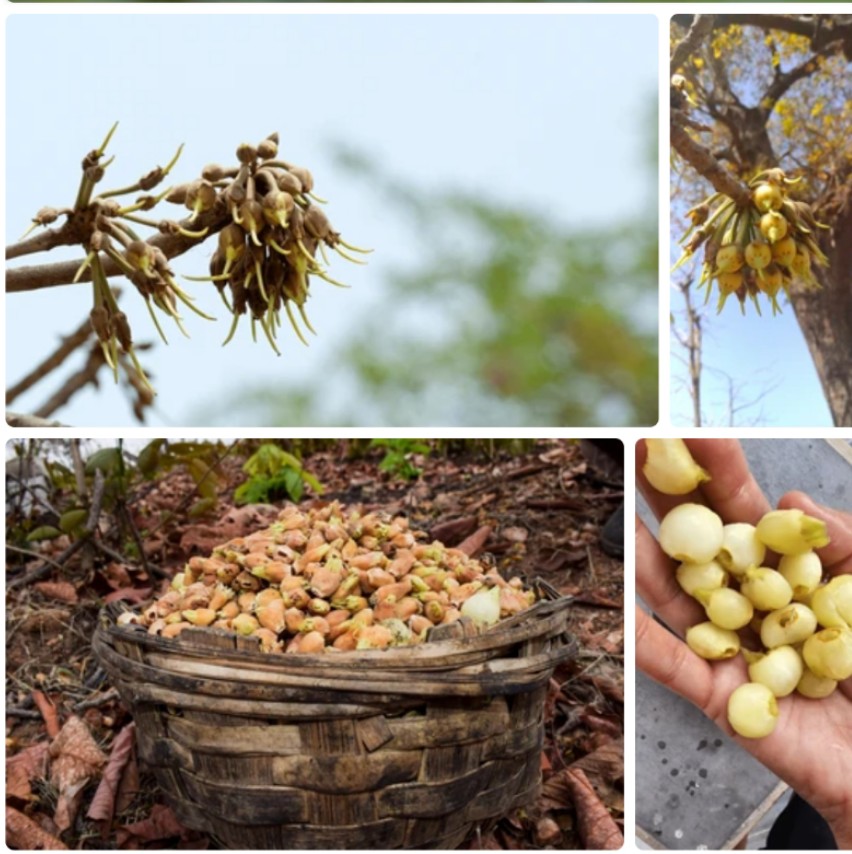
[[370, 439, 431, 481], [217, 141, 658, 428], [234, 444, 323, 506]]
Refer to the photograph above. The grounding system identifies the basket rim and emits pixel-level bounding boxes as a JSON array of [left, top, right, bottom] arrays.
[[97, 588, 574, 673]]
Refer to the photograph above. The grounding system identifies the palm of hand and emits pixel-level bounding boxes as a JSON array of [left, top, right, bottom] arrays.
[[636, 439, 852, 847]]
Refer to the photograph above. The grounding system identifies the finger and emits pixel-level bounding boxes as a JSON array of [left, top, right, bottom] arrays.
[[635, 515, 705, 634], [778, 491, 852, 576], [635, 604, 716, 713], [637, 439, 771, 526], [688, 439, 772, 524]]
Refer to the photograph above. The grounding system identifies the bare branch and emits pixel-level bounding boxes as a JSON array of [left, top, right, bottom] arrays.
[[6, 412, 67, 428], [5, 223, 77, 261], [6, 317, 94, 405], [670, 15, 716, 75], [33, 344, 106, 419], [6, 208, 229, 294], [671, 114, 751, 206]]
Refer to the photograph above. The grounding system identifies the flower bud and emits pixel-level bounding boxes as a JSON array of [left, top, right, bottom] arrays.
[[236, 143, 257, 165], [696, 587, 754, 630], [796, 666, 837, 699], [745, 241, 772, 271], [745, 645, 803, 697], [752, 182, 783, 213], [771, 236, 797, 268], [717, 523, 766, 578], [756, 509, 829, 555], [802, 627, 852, 681], [685, 622, 740, 660], [759, 211, 788, 243], [715, 245, 744, 274], [740, 567, 793, 611], [257, 136, 279, 160], [760, 603, 818, 648], [777, 552, 822, 601], [810, 576, 852, 628], [676, 560, 728, 597], [727, 682, 779, 739], [658, 503, 724, 564], [642, 439, 710, 495]]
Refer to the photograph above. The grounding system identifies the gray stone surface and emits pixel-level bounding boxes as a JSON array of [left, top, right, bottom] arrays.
[[636, 439, 851, 849]]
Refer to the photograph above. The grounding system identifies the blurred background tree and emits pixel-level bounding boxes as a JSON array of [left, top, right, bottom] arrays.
[[670, 14, 852, 426], [207, 136, 658, 428]]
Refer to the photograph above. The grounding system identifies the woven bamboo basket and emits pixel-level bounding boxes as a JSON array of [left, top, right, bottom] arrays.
[[94, 584, 576, 849]]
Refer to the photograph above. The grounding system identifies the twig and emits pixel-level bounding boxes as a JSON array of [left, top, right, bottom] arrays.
[[4, 708, 42, 720], [86, 470, 107, 533], [7, 472, 105, 592], [33, 344, 106, 418], [6, 412, 66, 428], [117, 501, 155, 577], [73, 688, 120, 712], [671, 114, 752, 206], [6, 538, 87, 591], [5, 544, 70, 574], [670, 14, 715, 75], [91, 538, 170, 580], [6, 318, 94, 405], [70, 439, 89, 500], [5, 223, 76, 261], [6, 208, 230, 294]]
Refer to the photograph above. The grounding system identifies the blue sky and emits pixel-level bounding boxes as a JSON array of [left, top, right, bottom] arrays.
[[6, 13, 657, 428], [670, 214, 833, 428]]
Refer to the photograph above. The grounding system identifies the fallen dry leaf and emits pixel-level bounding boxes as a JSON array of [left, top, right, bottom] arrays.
[[117, 804, 194, 846], [534, 816, 562, 847], [49, 716, 107, 832], [6, 805, 68, 850], [33, 581, 79, 604], [457, 526, 492, 557], [32, 690, 61, 739], [103, 587, 153, 605], [501, 526, 528, 544], [429, 516, 478, 546], [562, 768, 623, 850], [6, 742, 49, 803], [87, 723, 136, 832], [102, 563, 133, 590], [570, 737, 624, 785]]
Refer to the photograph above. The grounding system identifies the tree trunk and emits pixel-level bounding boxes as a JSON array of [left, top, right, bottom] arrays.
[[789, 201, 852, 426]]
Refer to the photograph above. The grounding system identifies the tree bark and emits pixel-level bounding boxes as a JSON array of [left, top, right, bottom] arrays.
[[787, 201, 852, 426]]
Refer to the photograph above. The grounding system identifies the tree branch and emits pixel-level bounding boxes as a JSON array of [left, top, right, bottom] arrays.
[[670, 14, 715, 75], [5, 412, 67, 428], [5, 223, 78, 261], [6, 317, 94, 405], [33, 344, 106, 419], [762, 50, 831, 118], [6, 208, 230, 294], [670, 114, 751, 206]]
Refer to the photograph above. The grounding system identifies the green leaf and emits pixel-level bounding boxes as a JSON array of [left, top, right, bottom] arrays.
[[283, 468, 304, 503], [26, 525, 62, 542], [137, 439, 166, 477], [85, 447, 123, 476], [187, 459, 218, 500], [59, 508, 88, 534]]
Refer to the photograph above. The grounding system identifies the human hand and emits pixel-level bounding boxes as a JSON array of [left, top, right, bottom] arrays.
[[635, 439, 852, 848]]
